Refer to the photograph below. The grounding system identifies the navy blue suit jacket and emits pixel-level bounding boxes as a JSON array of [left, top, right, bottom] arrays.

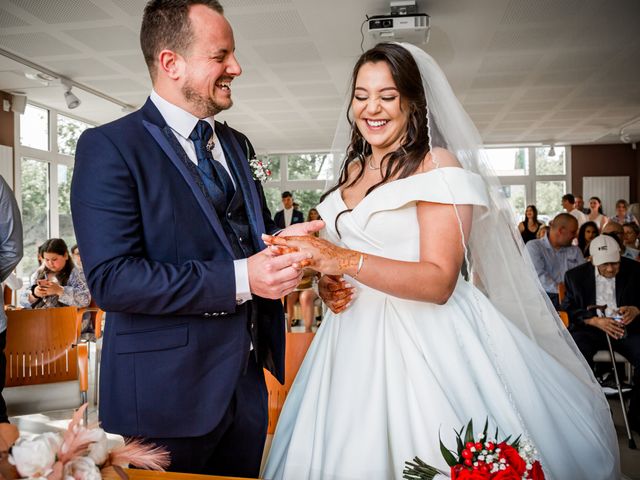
[[71, 99, 285, 438], [273, 209, 304, 229]]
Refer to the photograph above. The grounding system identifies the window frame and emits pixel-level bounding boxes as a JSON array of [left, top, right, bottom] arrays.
[[485, 145, 571, 221], [13, 102, 95, 277]]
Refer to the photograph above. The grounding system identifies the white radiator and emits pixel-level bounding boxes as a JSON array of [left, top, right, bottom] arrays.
[[582, 176, 629, 217]]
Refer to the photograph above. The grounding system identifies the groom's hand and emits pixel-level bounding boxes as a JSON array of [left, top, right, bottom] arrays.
[[279, 220, 325, 237], [248, 248, 312, 299]]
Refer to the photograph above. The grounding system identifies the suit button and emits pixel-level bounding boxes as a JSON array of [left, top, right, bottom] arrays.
[[203, 313, 211, 318], [212, 312, 219, 317], [227, 212, 232, 218], [238, 236, 244, 243]]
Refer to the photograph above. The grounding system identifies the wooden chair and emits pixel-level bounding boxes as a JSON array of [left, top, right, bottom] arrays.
[[557, 282, 566, 304], [78, 305, 105, 405], [2, 286, 10, 308], [264, 332, 315, 434], [557, 310, 569, 328], [4, 307, 89, 422]]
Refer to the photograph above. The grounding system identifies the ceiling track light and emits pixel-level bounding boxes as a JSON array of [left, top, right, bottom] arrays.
[[61, 78, 80, 109], [0, 47, 136, 112], [548, 144, 556, 157]]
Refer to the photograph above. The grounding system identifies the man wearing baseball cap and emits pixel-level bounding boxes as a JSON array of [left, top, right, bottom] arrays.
[[562, 233, 640, 431]]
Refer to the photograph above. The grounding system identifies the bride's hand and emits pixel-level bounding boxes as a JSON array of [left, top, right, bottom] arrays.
[[262, 234, 361, 277], [318, 275, 355, 314]]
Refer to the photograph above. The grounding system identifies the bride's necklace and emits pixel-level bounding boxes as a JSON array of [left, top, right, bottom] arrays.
[[367, 156, 381, 170]]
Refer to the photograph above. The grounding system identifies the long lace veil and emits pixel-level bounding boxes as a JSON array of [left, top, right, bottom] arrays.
[[329, 42, 610, 413]]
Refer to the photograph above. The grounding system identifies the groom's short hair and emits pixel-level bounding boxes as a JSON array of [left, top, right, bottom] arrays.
[[140, 0, 224, 82]]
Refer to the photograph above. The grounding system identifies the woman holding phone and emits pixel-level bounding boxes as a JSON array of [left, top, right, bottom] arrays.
[[20, 238, 90, 309]]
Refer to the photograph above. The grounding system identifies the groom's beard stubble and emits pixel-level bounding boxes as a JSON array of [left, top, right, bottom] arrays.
[[182, 81, 232, 117]]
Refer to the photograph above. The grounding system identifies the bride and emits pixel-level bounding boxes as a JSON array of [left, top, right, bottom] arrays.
[[262, 43, 619, 479]]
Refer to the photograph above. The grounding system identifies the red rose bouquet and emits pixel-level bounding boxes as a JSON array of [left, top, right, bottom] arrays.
[[403, 419, 545, 480]]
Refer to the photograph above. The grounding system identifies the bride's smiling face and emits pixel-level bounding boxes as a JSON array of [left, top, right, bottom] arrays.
[[351, 61, 409, 155]]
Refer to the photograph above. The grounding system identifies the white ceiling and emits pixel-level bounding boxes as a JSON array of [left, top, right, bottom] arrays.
[[1, 0, 639, 153]]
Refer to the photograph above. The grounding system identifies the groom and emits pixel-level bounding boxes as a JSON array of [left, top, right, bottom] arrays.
[[71, 0, 320, 476]]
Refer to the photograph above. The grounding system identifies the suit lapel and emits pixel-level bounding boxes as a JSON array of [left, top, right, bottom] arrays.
[[216, 121, 266, 248], [142, 113, 234, 258]]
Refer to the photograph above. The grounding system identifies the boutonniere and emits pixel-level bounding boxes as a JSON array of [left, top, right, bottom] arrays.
[[249, 156, 272, 182], [245, 140, 271, 182]]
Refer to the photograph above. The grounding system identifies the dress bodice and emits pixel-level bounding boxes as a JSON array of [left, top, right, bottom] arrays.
[[316, 167, 489, 261]]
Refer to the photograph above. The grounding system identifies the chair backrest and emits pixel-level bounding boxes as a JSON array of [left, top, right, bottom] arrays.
[[557, 282, 566, 304], [2, 286, 10, 307], [5, 307, 82, 387], [558, 310, 569, 328], [264, 332, 315, 434]]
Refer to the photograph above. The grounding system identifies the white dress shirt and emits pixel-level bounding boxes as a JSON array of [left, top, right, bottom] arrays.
[[150, 90, 251, 304], [595, 268, 617, 316], [283, 207, 294, 227]]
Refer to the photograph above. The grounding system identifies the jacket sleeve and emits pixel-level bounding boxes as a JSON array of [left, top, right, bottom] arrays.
[[71, 127, 237, 316], [0, 175, 23, 283], [562, 269, 591, 328]]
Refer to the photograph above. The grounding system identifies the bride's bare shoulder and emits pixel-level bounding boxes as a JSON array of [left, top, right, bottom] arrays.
[[419, 147, 462, 172]]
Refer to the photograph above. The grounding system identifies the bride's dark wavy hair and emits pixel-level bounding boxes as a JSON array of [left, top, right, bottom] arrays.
[[322, 43, 431, 205]]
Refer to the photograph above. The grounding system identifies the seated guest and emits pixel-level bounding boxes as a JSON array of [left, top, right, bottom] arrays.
[[623, 222, 640, 250], [274, 191, 304, 229], [20, 238, 90, 309], [285, 269, 319, 333], [526, 213, 584, 308], [562, 193, 588, 226], [577, 221, 599, 259], [610, 199, 639, 226], [517, 204, 543, 244], [562, 234, 640, 431], [536, 224, 549, 239], [587, 196, 608, 230], [70, 244, 83, 271], [603, 221, 639, 261], [285, 208, 323, 332]]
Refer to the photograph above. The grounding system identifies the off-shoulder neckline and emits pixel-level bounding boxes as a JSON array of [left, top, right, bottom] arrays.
[[337, 166, 468, 213]]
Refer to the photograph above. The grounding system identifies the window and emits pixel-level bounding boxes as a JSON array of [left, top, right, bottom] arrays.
[[485, 146, 570, 225], [58, 164, 75, 248], [264, 187, 282, 217], [58, 114, 91, 156], [15, 103, 94, 280], [292, 189, 324, 219], [287, 153, 334, 181], [258, 153, 333, 220], [535, 147, 565, 175], [20, 158, 50, 276], [485, 148, 528, 176], [536, 180, 566, 218], [19, 104, 49, 151], [500, 184, 526, 221]]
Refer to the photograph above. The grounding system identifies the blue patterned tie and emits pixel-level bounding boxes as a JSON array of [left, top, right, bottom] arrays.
[[189, 120, 235, 204]]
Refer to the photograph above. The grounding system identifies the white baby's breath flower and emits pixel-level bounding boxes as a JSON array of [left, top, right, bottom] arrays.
[[64, 455, 102, 480], [10, 432, 61, 477]]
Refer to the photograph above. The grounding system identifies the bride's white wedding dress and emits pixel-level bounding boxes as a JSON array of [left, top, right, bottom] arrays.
[[263, 167, 619, 480]]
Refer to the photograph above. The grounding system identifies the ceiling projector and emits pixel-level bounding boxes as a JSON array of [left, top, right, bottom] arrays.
[[367, 12, 430, 44]]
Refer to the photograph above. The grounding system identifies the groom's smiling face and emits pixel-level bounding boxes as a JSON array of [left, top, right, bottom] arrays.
[[179, 5, 242, 117]]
